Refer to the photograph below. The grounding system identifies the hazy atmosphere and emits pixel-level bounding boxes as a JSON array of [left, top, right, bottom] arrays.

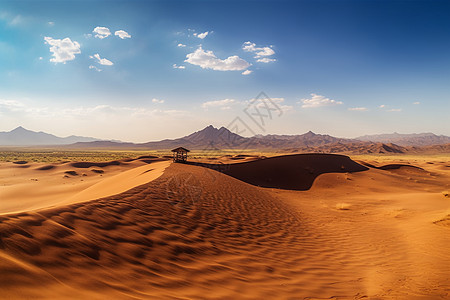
[[1, 0, 449, 142]]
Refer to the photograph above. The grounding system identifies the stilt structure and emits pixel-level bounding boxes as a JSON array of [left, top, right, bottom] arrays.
[[171, 147, 190, 163]]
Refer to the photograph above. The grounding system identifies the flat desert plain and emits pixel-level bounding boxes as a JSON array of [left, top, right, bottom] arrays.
[[0, 153, 449, 299]]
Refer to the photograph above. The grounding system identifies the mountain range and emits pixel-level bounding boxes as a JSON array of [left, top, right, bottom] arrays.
[[1, 126, 449, 154], [356, 132, 450, 146], [68, 125, 358, 150], [0, 126, 111, 146]]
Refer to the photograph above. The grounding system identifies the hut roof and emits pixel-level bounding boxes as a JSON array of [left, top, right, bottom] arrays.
[[171, 147, 190, 153]]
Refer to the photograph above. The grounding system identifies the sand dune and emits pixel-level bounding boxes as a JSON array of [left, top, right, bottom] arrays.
[[0, 158, 170, 215], [1, 154, 449, 299]]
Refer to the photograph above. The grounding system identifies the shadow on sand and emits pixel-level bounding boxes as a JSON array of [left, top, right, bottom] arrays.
[[186, 153, 369, 191]]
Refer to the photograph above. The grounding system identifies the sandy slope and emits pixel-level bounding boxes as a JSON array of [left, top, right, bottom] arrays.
[[0, 158, 170, 215], [0, 154, 449, 299]]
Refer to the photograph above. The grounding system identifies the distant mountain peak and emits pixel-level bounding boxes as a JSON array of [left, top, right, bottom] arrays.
[[12, 126, 28, 132]]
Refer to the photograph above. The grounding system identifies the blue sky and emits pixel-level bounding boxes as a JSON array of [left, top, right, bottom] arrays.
[[1, 0, 449, 142]]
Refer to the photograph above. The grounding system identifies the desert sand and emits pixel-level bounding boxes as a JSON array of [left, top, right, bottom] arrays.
[[0, 153, 449, 299]]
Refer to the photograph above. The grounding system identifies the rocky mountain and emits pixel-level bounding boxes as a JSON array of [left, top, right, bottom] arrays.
[[69, 125, 357, 150], [0, 126, 107, 146], [356, 132, 450, 146]]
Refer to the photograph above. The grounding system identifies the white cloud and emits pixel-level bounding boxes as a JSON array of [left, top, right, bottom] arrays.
[[387, 108, 402, 112], [93, 26, 111, 39], [89, 65, 102, 72], [177, 43, 186, 47], [242, 70, 252, 75], [194, 31, 209, 39], [44, 37, 81, 64], [185, 47, 251, 71], [38, 57, 43, 60], [300, 93, 343, 108], [257, 57, 276, 63], [348, 107, 368, 111], [48, 21, 54, 26], [379, 104, 386, 108], [90, 53, 114, 66], [243, 41, 276, 63], [152, 98, 165, 104], [413, 101, 420, 105], [115, 30, 131, 39], [173, 64, 186, 69], [202, 99, 236, 109], [243, 42, 275, 57]]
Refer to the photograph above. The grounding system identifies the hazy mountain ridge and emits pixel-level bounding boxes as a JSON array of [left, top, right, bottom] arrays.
[[357, 132, 450, 146], [0, 126, 116, 146], [279, 142, 409, 155]]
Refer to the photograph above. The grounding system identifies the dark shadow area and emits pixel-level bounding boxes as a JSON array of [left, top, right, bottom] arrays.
[[359, 162, 424, 171], [70, 161, 122, 168], [186, 153, 369, 191], [36, 165, 56, 171]]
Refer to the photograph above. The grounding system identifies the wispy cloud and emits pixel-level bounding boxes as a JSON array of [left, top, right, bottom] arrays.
[[177, 43, 186, 47], [0, 99, 185, 119], [115, 30, 131, 39], [89, 65, 102, 72], [299, 93, 343, 108], [61, 105, 187, 118], [243, 41, 276, 63], [0, 13, 26, 27], [194, 31, 209, 39], [348, 107, 368, 111], [152, 98, 165, 104], [93, 26, 111, 39], [173, 64, 185, 69], [265, 97, 293, 112], [0, 99, 25, 114], [379, 104, 386, 108], [256, 57, 276, 63], [387, 108, 402, 112], [44, 37, 81, 64], [185, 47, 251, 71], [242, 70, 252, 75], [202, 99, 237, 110], [90, 53, 113, 66], [413, 101, 420, 105]]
